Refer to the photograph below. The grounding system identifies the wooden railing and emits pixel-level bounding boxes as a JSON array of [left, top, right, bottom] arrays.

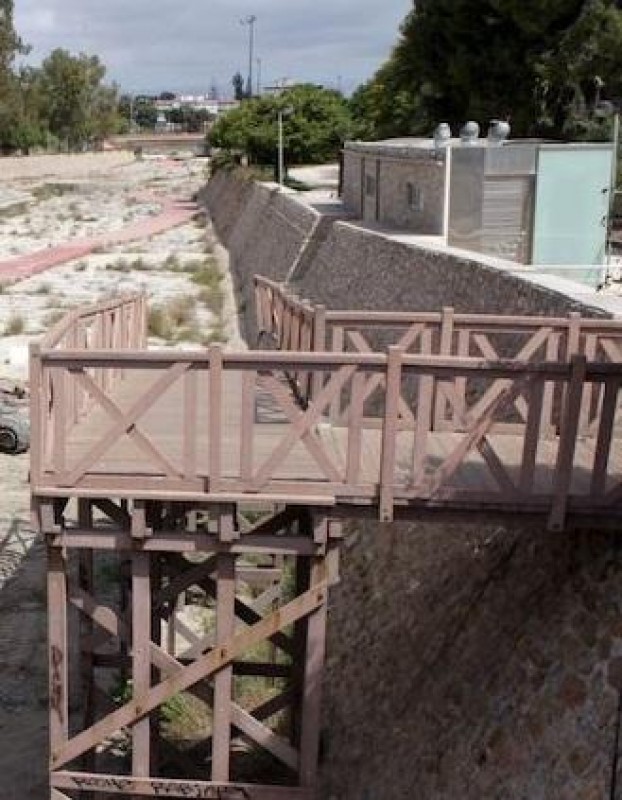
[[31, 293, 147, 483], [254, 275, 622, 436]]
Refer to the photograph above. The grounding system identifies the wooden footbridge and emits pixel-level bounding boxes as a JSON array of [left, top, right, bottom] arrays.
[[31, 278, 622, 799]]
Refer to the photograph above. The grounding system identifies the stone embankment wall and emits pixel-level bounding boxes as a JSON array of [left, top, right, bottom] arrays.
[[322, 518, 622, 800], [204, 170, 621, 799], [204, 170, 607, 335]]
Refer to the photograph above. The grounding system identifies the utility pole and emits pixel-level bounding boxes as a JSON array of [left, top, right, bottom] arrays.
[[240, 15, 257, 98], [256, 57, 262, 96]]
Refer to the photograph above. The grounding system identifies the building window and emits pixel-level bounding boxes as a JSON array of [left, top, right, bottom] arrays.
[[407, 182, 424, 212], [365, 175, 376, 196]]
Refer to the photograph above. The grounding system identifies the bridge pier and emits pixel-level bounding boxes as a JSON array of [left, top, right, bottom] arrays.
[[36, 497, 339, 800]]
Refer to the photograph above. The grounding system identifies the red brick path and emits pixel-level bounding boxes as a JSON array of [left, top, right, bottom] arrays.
[[0, 197, 198, 284]]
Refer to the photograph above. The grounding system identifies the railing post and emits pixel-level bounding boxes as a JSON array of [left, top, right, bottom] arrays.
[[549, 354, 587, 531], [254, 278, 264, 336], [379, 346, 403, 522], [208, 344, 223, 492], [434, 306, 454, 429], [29, 343, 43, 487], [312, 305, 326, 402]]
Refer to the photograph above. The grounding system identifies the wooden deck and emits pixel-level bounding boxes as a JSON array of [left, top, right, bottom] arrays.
[[29, 285, 622, 530]]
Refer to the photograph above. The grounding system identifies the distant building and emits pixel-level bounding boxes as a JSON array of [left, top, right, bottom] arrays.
[[153, 95, 240, 116], [342, 129, 614, 275]]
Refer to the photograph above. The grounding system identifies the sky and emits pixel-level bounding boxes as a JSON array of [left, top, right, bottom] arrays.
[[14, 0, 412, 97]]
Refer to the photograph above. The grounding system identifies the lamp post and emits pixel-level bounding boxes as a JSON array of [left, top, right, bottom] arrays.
[[240, 15, 257, 98]]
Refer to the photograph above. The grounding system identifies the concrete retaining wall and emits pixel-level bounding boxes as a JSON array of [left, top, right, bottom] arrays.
[[204, 170, 607, 327]]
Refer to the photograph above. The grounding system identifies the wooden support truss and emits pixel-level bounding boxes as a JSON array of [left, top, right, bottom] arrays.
[[37, 498, 339, 800]]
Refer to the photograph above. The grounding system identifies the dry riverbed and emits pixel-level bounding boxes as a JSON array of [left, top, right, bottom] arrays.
[[0, 152, 241, 798]]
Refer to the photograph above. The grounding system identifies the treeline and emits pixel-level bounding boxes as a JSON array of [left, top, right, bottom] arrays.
[[0, 0, 121, 153], [353, 0, 622, 141]]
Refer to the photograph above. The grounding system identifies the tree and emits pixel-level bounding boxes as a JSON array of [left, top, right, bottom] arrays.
[[132, 97, 158, 130], [38, 49, 121, 149], [0, 0, 30, 152], [209, 84, 359, 166], [355, 0, 622, 140]]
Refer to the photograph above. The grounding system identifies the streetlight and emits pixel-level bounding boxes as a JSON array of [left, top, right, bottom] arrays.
[[240, 15, 257, 98], [277, 106, 293, 186]]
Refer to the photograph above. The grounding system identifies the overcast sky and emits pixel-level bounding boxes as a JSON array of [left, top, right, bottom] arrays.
[[14, 0, 412, 97]]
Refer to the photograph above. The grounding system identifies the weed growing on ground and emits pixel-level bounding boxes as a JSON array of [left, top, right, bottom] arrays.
[[168, 295, 197, 328], [198, 285, 225, 315], [32, 183, 76, 202], [148, 296, 197, 341], [74, 261, 88, 272], [4, 314, 25, 335], [147, 306, 174, 340], [202, 324, 228, 346], [191, 258, 222, 287], [106, 258, 131, 273], [163, 254, 181, 271], [34, 282, 53, 295]]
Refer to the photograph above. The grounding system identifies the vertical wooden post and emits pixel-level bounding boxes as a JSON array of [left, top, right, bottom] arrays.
[[29, 344, 43, 487], [379, 347, 403, 522], [434, 307, 454, 428], [211, 544, 236, 782], [209, 345, 223, 492], [132, 551, 151, 776], [298, 514, 328, 788], [52, 367, 67, 477], [150, 554, 163, 776], [77, 500, 95, 779], [183, 367, 198, 480], [240, 370, 256, 487], [312, 305, 327, 402], [48, 546, 69, 765], [549, 355, 587, 531], [413, 329, 434, 485], [290, 546, 311, 748]]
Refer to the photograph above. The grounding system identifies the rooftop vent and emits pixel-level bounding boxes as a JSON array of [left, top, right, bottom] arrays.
[[487, 119, 510, 145], [460, 121, 480, 146], [433, 122, 452, 151]]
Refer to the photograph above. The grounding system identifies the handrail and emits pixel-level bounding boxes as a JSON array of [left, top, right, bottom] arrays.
[[41, 292, 146, 350], [32, 293, 148, 488], [30, 288, 622, 529]]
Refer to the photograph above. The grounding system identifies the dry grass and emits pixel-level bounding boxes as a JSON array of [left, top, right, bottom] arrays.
[[148, 295, 198, 341]]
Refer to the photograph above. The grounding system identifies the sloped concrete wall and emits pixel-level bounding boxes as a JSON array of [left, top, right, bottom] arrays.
[[204, 171, 607, 325], [204, 172, 320, 344]]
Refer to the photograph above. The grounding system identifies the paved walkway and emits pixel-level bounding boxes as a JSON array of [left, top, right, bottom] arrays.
[[0, 196, 198, 284]]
